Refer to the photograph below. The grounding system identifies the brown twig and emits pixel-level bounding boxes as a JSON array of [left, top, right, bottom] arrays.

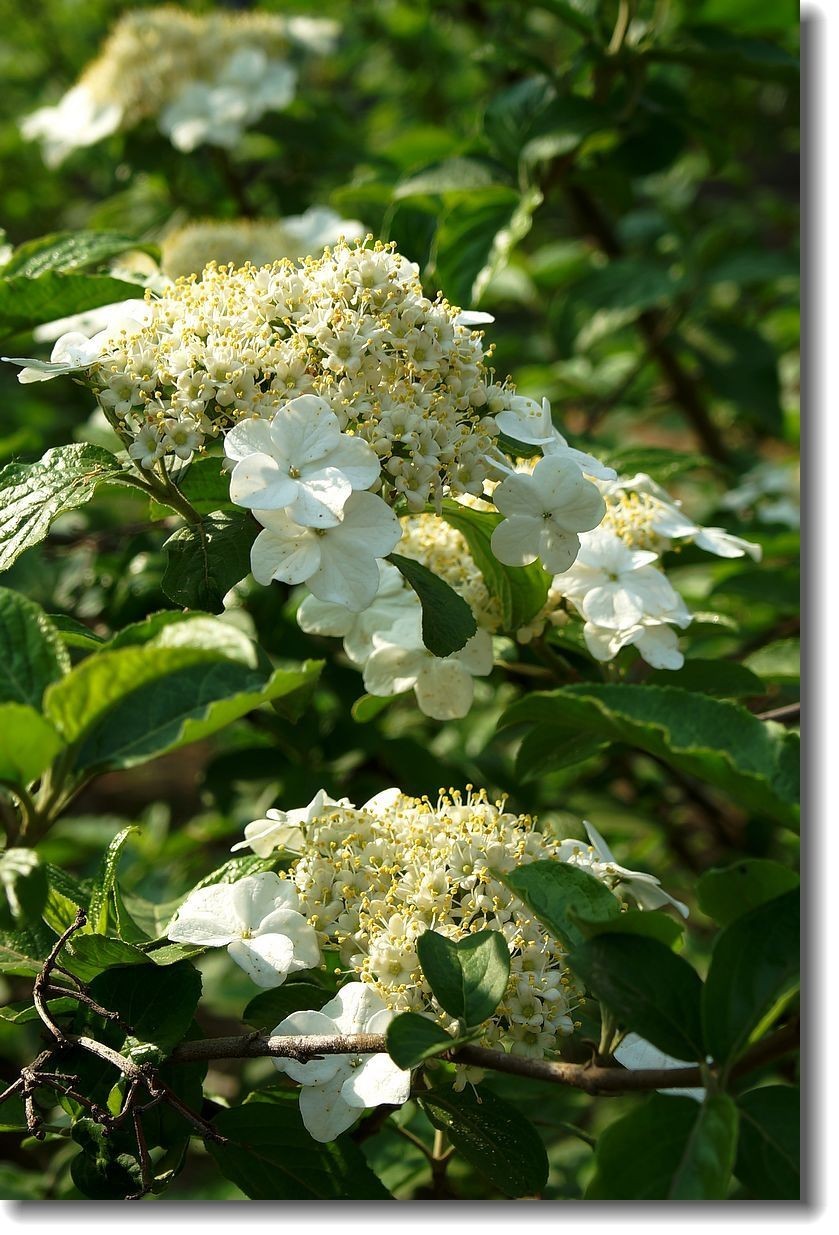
[[755, 701, 801, 724]]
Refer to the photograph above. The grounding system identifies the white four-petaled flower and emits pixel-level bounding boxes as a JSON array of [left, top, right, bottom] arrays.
[[490, 455, 606, 574], [167, 871, 321, 988], [225, 395, 379, 527], [363, 613, 494, 720], [272, 982, 411, 1142], [250, 490, 402, 611]]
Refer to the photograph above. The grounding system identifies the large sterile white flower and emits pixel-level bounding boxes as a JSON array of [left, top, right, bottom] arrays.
[[167, 871, 320, 987], [583, 615, 689, 671], [272, 982, 411, 1142], [363, 613, 494, 720], [159, 48, 297, 152], [297, 560, 416, 663], [494, 396, 616, 481], [602, 472, 762, 560], [557, 821, 688, 917], [226, 396, 379, 527], [250, 490, 402, 610], [4, 317, 145, 385], [231, 789, 352, 857], [554, 527, 682, 630], [490, 456, 606, 574], [20, 84, 122, 167]]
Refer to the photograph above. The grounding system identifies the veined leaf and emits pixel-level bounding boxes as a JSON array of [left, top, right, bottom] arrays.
[[0, 444, 123, 574], [416, 929, 510, 1026], [0, 703, 64, 786], [1, 230, 153, 278], [161, 513, 256, 612], [497, 860, 621, 952], [0, 272, 144, 334], [389, 553, 477, 657], [500, 684, 800, 827], [0, 589, 68, 707]]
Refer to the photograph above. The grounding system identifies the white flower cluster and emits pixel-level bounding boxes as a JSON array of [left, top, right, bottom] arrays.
[[168, 786, 685, 1140], [520, 470, 762, 669], [20, 6, 338, 164]]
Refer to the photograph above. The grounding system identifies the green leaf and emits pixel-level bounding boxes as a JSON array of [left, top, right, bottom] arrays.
[[484, 77, 556, 168], [439, 500, 550, 630], [47, 614, 105, 651], [192, 854, 277, 892], [0, 920, 57, 976], [515, 727, 606, 780], [0, 588, 68, 706], [62, 935, 149, 983], [206, 1099, 392, 1199], [434, 186, 542, 306], [648, 658, 764, 699], [602, 445, 712, 485], [394, 157, 500, 198], [698, 860, 799, 927], [161, 513, 256, 612], [500, 685, 800, 827], [1, 230, 151, 278], [0, 849, 48, 930], [88, 826, 138, 934], [88, 959, 202, 1053], [496, 860, 621, 952], [745, 639, 800, 684], [521, 95, 609, 167], [0, 444, 123, 573], [388, 553, 477, 657], [416, 929, 510, 1026], [0, 703, 64, 786], [43, 634, 321, 772], [42, 863, 88, 934], [702, 889, 799, 1067], [386, 1012, 456, 1069], [150, 456, 236, 518], [0, 272, 145, 335], [0, 994, 76, 1024], [243, 982, 331, 1031], [572, 908, 684, 948], [735, 1086, 800, 1200], [419, 1086, 549, 1198], [569, 935, 705, 1060], [586, 1093, 738, 1199]]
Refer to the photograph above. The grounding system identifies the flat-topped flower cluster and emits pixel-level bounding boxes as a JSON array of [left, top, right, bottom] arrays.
[[167, 785, 686, 1139], [21, 5, 338, 165]]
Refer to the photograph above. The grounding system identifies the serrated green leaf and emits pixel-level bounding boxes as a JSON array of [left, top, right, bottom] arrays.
[[586, 1093, 738, 1199], [388, 553, 477, 657], [1, 230, 150, 278], [419, 1085, 548, 1198], [648, 658, 764, 699], [206, 1099, 392, 1199], [0, 272, 145, 335], [0, 444, 123, 573], [386, 1012, 457, 1069], [43, 635, 321, 772], [569, 934, 705, 1060], [416, 929, 510, 1026], [702, 889, 799, 1067], [0, 702, 64, 786], [496, 860, 621, 952], [0, 589, 68, 707], [735, 1086, 800, 1199], [500, 684, 800, 827], [88, 826, 138, 934], [162, 513, 256, 612], [439, 500, 550, 630], [697, 859, 799, 926]]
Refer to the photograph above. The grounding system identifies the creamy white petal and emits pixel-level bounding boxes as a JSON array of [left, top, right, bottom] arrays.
[[614, 1033, 703, 1101], [167, 883, 245, 946], [230, 453, 298, 509], [288, 468, 351, 527], [539, 525, 581, 574], [227, 934, 295, 987], [250, 525, 320, 586], [298, 1072, 359, 1142], [414, 659, 475, 720], [490, 514, 541, 567], [341, 1052, 411, 1110]]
